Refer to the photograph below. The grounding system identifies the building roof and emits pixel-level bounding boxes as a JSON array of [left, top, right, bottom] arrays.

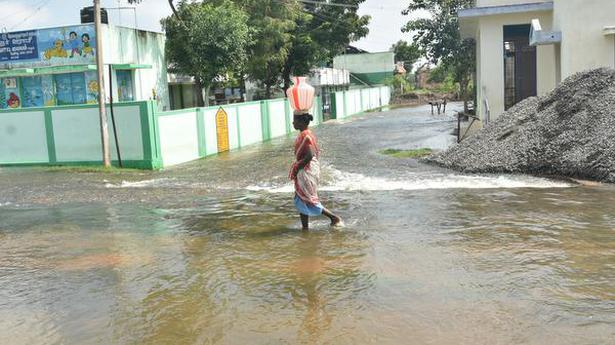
[[604, 26, 615, 36], [458, 2, 553, 19], [458, 2, 553, 39]]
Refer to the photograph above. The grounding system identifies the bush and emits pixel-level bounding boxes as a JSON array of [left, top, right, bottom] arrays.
[[385, 74, 414, 96]]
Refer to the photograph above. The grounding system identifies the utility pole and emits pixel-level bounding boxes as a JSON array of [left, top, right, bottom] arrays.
[[94, 0, 111, 167]]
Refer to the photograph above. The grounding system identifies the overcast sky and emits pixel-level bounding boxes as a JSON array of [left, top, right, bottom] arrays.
[[0, 0, 418, 52]]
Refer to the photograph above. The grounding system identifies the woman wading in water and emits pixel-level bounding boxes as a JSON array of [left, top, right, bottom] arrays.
[[290, 112, 342, 230]]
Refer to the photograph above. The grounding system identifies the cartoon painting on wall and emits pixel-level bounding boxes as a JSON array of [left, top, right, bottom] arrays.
[[0, 25, 96, 69], [2, 78, 20, 109], [39, 25, 96, 64], [85, 71, 99, 104]]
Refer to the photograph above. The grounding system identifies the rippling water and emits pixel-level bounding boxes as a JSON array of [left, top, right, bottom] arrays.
[[0, 104, 613, 344]]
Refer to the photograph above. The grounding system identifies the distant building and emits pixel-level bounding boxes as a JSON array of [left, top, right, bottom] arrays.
[[333, 51, 395, 86], [460, 0, 615, 123], [414, 64, 431, 89]]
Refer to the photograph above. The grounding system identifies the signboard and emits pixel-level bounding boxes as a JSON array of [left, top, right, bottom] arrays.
[[216, 107, 230, 153], [0, 30, 38, 62], [0, 25, 96, 69]]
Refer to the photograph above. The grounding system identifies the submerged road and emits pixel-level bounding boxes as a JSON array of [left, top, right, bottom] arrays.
[[0, 104, 614, 345]]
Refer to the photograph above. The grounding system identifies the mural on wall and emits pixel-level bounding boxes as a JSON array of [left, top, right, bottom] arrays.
[[85, 71, 99, 104], [21, 76, 44, 107], [41, 75, 55, 106], [0, 25, 96, 68], [1, 78, 20, 109], [0, 80, 4, 109]]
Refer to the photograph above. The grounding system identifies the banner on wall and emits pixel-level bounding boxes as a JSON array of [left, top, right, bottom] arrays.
[[0, 25, 96, 68]]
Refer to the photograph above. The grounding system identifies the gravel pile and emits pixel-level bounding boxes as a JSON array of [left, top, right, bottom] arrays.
[[426, 68, 615, 183]]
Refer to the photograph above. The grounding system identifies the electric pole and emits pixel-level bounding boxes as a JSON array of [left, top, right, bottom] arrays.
[[94, 0, 111, 167]]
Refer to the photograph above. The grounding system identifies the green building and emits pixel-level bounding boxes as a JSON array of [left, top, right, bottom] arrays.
[[0, 23, 169, 111], [333, 51, 395, 86]]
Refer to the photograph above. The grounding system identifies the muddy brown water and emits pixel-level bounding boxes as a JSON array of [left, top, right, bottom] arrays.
[[0, 104, 613, 344]]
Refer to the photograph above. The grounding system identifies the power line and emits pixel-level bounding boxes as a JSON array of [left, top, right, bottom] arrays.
[[7, 0, 51, 31], [0, 0, 47, 23], [296, 0, 358, 9]]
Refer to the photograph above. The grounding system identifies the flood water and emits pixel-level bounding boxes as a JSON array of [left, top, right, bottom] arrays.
[[1, 104, 614, 345]]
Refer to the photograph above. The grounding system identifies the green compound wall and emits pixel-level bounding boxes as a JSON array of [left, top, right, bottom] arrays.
[[330, 86, 391, 120], [0, 101, 160, 169], [0, 85, 389, 169]]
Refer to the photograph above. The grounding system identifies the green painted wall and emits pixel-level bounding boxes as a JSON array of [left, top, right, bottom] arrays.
[[0, 101, 159, 169], [351, 72, 394, 86], [155, 97, 325, 168], [1, 95, 342, 170]]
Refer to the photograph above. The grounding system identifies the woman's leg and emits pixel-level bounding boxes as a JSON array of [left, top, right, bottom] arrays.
[[322, 208, 342, 226], [300, 214, 309, 230]]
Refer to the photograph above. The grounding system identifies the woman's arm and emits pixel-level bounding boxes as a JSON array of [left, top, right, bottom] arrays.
[[296, 145, 314, 170], [292, 145, 315, 179]]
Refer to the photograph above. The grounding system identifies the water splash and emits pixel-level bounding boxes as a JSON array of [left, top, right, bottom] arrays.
[[247, 168, 572, 193]]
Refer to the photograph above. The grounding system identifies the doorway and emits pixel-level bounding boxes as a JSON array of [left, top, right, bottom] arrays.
[[504, 24, 537, 110]]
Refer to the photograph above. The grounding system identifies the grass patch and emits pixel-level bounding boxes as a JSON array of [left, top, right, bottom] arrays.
[[379, 148, 433, 158]]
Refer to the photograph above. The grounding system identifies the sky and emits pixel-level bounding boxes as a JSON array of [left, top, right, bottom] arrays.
[[0, 0, 418, 52]]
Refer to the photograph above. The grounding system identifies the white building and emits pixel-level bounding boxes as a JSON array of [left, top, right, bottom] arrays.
[[459, 0, 615, 123]]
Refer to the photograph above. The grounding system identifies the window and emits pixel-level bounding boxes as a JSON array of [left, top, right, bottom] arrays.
[[21, 76, 44, 108], [55, 72, 86, 105], [116, 70, 134, 102]]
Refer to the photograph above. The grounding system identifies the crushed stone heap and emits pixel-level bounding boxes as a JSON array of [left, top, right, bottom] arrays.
[[426, 68, 615, 183]]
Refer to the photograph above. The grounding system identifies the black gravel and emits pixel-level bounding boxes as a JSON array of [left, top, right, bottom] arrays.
[[425, 68, 615, 183]]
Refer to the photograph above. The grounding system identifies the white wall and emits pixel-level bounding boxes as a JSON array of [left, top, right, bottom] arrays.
[[475, 11, 556, 122], [553, 0, 615, 78], [333, 52, 395, 74], [237, 103, 263, 146], [158, 111, 199, 166], [102, 25, 170, 111], [268, 100, 287, 138], [332, 86, 391, 119], [52, 105, 144, 162], [0, 111, 48, 163]]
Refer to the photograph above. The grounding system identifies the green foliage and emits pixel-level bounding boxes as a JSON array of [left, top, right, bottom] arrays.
[[403, 0, 475, 111], [282, 0, 371, 90], [161, 0, 250, 101], [379, 148, 433, 158], [135, 0, 371, 100], [385, 74, 414, 95], [427, 64, 457, 93], [428, 64, 450, 83], [234, 0, 300, 98], [390, 40, 422, 71]]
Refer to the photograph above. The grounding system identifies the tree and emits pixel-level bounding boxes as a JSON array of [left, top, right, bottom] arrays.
[[282, 0, 371, 92], [403, 0, 475, 112], [161, 0, 250, 105], [390, 40, 421, 72], [234, 0, 300, 99]]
